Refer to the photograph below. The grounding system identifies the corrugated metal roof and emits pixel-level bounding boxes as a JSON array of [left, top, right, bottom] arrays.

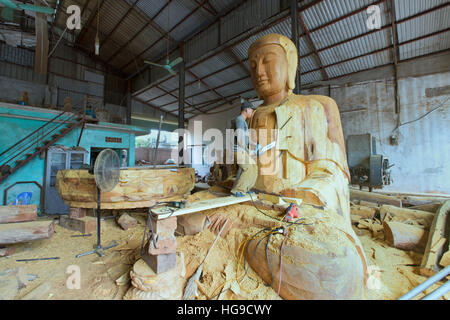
[[326, 48, 392, 78], [396, 5, 450, 43], [134, 0, 168, 19], [319, 28, 391, 66], [308, 1, 389, 50], [39, 0, 449, 118], [302, 0, 376, 30], [215, 77, 254, 96], [399, 30, 450, 60], [394, 0, 448, 20]]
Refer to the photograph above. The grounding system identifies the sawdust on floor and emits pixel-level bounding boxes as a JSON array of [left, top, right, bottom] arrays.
[[1, 188, 448, 300]]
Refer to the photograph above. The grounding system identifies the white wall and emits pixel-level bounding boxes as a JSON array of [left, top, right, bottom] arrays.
[[303, 72, 450, 194], [188, 52, 450, 192], [187, 102, 242, 176]]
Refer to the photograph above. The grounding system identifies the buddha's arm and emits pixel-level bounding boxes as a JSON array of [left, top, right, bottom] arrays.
[[308, 95, 350, 179], [294, 97, 350, 218]]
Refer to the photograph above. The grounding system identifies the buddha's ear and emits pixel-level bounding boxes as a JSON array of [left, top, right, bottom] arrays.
[[286, 51, 298, 91], [280, 36, 298, 91]]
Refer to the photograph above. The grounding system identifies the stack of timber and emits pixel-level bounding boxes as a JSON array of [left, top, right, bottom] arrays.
[[350, 189, 450, 263], [55, 168, 196, 209], [0, 205, 54, 245]]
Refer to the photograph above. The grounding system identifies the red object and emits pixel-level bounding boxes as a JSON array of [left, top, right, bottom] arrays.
[[284, 203, 299, 221]]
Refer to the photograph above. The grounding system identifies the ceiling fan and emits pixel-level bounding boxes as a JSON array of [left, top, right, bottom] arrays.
[[143, 57, 183, 76], [142, 3, 183, 76], [0, 0, 54, 15]]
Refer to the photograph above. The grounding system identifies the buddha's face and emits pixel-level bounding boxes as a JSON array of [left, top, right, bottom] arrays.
[[249, 44, 289, 100]]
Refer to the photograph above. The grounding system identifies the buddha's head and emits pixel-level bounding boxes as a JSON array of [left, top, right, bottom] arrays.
[[248, 34, 298, 101]]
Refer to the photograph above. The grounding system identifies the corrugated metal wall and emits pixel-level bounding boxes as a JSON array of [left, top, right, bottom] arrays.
[[302, 72, 450, 194], [0, 41, 127, 111]]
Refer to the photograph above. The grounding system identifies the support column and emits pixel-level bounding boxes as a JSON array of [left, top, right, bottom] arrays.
[[178, 44, 185, 166], [126, 80, 132, 125], [290, 0, 301, 93]]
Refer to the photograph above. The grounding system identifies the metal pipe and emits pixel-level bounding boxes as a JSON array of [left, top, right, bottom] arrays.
[[398, 266, 450, 300], [178, 45, 186, 166], [421, 280, 450, 300], [152, 115, 164, 168]]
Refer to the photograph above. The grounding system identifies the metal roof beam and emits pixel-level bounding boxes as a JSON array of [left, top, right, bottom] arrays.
[[105, 1, 173, 64], [119, 0, 211, 72], [298, 11, 328, 80], [99, 0, 142, 47], [144, 60, 243, 103], [131, 0, 323, 96], [133, 97, 179, 118], [301, 1, 450, 59], [156, 75, 248, 108], [300, 27, 450, 78]]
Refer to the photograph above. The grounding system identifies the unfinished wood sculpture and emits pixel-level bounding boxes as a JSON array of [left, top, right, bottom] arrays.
[[212, 34, 367, 299], [420, 200, 450, 276], [56, 168, 195, 209]]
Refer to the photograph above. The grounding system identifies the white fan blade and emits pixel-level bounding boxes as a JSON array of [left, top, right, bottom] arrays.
[[168, 68, 177, 76], [169, 57, 183, 67]]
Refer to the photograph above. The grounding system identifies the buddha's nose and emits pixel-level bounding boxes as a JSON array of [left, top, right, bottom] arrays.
[[256, 62, 265, 78]]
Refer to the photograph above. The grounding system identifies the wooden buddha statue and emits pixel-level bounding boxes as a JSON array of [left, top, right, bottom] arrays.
[[243, 34, 367, 299]]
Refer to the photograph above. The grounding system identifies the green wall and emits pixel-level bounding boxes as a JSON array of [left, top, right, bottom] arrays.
[[0, 104, 146, 211]]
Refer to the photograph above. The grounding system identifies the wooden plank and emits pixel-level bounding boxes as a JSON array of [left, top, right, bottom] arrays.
[[0, 221, 54, 245], [350, 189, 402, 207], [409, 203, 442, 213], [0, 205, 37, 224], [59, 216, 97, 234], [152, 195, 252, 220], [350, 205, 377, 220], [380, 205, 435, 228], [420, 200, 450, 276]]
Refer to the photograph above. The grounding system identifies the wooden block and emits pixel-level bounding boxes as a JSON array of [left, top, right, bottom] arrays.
[[0, 205, 37, 224], [151, 216, 177, 235], [69, 208, 86, 219], [383, 221, 428, 253], [147, 235, 177, 255], [59, 216, 97, 234], [0, 246, 15, 257], [176, 213, 207, 236], [116, 213, 137, 231], [358, 200, 379, 208], [0, 221, 54, 245], [350, 189, 402, 207], [380, 205, 435, 228], [141, 244, 176, 274], [351, 205, 377, 220], [409, 203, 441, 213]]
